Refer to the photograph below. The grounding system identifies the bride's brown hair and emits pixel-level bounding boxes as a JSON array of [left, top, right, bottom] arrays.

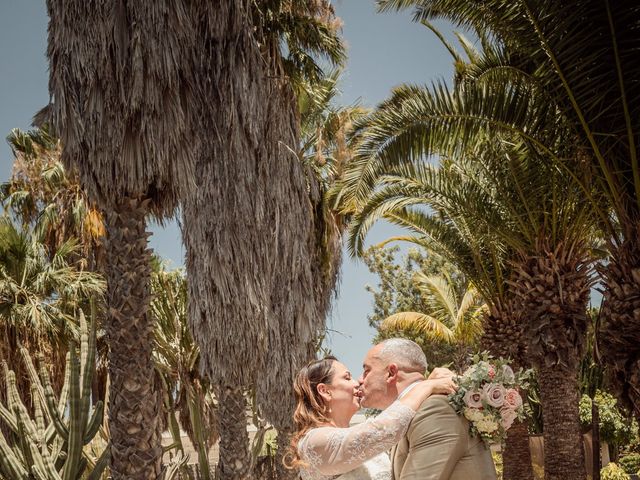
[[284, 356, 337, 469]]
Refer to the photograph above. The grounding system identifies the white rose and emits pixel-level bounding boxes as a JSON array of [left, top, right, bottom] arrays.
[[501, 365, 515, 383]]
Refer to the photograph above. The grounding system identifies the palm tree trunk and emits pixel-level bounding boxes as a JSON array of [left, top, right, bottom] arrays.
[[216, 387, 250, 480], [482, 306, 534, 480], [510, 242, 592, 480], [503, 419, 534, 480], [537, 365, 585, 480], [104, 197, 162, 479], [273, 426, 298, 480]]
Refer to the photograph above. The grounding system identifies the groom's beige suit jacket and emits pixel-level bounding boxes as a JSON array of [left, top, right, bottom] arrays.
[[391, 395, 497, 480]]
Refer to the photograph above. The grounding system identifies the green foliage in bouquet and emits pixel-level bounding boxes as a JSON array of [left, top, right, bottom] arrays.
[[579, 391, 638, 448], [448, 353, 533, 443], [601, 463, 631, 480], [0, 304, 108, 480]]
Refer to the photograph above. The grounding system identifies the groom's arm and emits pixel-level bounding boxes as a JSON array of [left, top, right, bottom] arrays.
[[398, 395, 467, 480]]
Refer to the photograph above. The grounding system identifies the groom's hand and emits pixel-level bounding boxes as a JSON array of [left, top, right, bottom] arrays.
[[427, 367, 455, 380]]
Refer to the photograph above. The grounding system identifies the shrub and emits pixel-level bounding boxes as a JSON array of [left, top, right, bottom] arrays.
[[619, 453, 640, 475], [601, 463, 630, 480], [579, 391, 639, 447]]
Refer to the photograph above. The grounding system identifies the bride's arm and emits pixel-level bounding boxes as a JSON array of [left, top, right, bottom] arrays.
[[299, 402, 415, 476]]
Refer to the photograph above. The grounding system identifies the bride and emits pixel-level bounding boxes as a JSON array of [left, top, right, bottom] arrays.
[[286, 356, 456, 480]]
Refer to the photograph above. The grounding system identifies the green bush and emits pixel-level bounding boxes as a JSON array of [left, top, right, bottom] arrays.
[[601, 463, 631, 480], [579, 391, 639, 447], [619, 453, 640, 475]]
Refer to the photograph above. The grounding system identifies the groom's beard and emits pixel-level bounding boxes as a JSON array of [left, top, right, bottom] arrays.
[[360, 393, 395, 410]]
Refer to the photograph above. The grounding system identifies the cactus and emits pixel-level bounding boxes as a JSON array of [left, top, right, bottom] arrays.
[[0, 302, 108, 480]]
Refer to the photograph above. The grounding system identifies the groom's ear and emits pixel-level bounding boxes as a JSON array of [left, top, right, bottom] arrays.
[[386, 364, 399, 384]]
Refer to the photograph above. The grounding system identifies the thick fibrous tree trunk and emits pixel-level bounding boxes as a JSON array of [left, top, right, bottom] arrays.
[[599, 233, 640, 422], [105, 198, 162, 479], [183, 3, 320, 479], [482, 305, 534, 480], [502, 420, 534, 480], [216, 387, 251, 479], [510, 242, 592, 480], [537, 365, 585, 480]]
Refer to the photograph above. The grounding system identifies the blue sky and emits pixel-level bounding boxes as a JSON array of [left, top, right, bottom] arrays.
[[0, 1, 458, 376]]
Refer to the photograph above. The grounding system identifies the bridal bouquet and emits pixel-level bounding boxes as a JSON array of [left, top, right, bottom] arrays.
[[448, 353, 532, 443]]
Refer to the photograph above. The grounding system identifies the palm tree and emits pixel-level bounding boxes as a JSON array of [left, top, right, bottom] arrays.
[[339, 149, 535, 479], [338, 26, 601, 472], [2, 127, 111, 404], [377, 0, 640, 425], [0, 218, 104, 398], [182, 3, 345, 478], [340, 6, 616, 476], [346, 105, 597, 479], [346, 143, 595, 480], [379, 271, 485, 371], [43, 2, 199, 477], [2, 128, 105, 268]]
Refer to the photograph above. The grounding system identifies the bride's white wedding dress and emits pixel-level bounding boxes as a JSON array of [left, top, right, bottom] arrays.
[[298, 401, 415, 480]]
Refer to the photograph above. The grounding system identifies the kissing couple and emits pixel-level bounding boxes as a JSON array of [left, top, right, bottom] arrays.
[[286, 338, 498, 480]]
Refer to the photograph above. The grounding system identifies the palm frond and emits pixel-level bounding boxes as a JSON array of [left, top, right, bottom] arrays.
[[380, 311, 455, 342]]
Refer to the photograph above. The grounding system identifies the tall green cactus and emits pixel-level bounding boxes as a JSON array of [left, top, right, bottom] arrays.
[[0, 302, 108, 480]]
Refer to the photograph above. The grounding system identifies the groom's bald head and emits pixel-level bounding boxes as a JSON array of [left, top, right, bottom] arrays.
[[358, 338, 428, 409], [375, 338, 428, 374]]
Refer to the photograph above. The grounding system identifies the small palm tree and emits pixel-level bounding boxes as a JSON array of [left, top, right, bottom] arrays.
[[2, 128, 105, 267], [0, 218, 105, 397], [379, 271, 485, 371]]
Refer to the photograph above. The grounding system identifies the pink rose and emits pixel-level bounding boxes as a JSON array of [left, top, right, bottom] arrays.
[[500, 407, 518, 430], [482, 383, 506, 408], [504, 388, 523, 409], [463, 389, 484, 408], [488, 365, 496, 379]]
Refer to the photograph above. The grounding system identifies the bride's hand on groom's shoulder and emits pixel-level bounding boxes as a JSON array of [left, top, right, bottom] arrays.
[[427, 366, 456, 380], [424, 376, 458, 396]]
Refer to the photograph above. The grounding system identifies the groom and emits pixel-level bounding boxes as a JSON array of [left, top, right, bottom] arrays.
[[358, 338, 497, 480]]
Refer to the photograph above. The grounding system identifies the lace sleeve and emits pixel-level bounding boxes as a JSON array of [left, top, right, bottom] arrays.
[[298, 401, 415, 476]]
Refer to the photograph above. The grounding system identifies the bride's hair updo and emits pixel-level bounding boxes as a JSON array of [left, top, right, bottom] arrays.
[[284, 356, 338, 469]]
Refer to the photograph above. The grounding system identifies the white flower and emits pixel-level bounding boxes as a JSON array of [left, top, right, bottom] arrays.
[[501, 365, 515, 383], [464, 407, 484, 422], [475, 414, 499, 434]]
